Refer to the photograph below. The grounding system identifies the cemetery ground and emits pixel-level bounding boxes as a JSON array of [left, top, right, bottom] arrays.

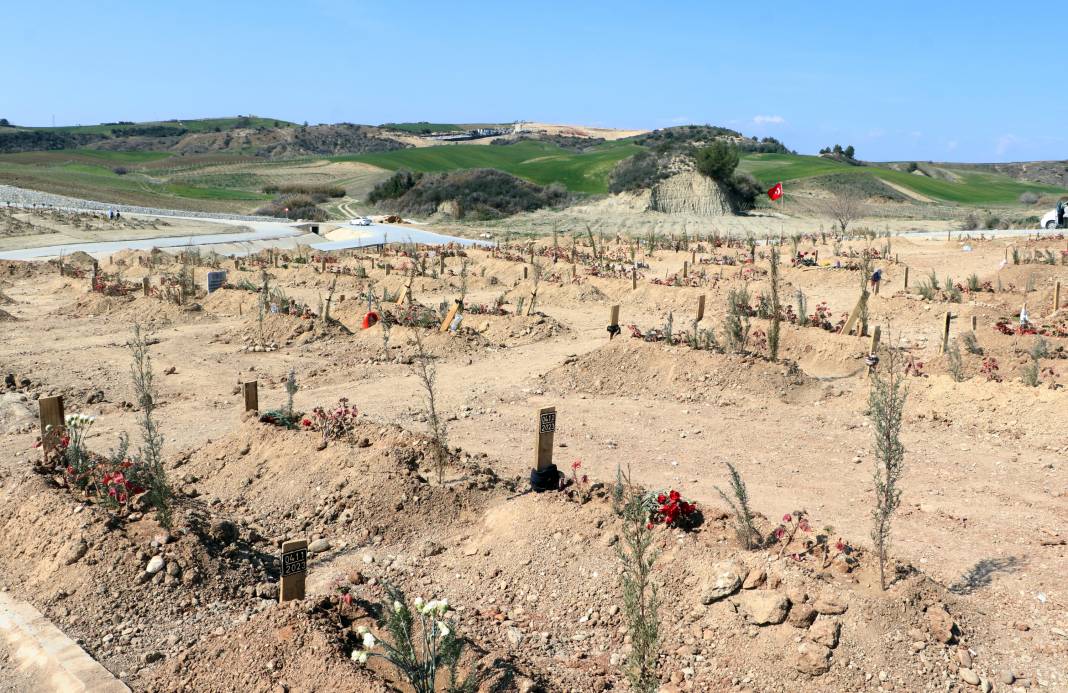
[[0, 219, 1066, 692]]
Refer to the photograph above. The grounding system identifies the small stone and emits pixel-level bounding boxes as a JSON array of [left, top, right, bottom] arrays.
[[699, 560, 746, 604], [927, 604, 959, 643], [808, 619, 840, 649], [309, 538, 330, 553], [61, 540, 88, 566], [957, 647, 972, 667], [794, 641, 832, 675], [959, 668, 980, 686], [737, 592, 790, 625], [742, 566, 766, 590], [999, 671, 1015, 685], [143, 651, 164, 664], [506, 627, 524, 647], [813, 592, 848, 615], [145, 556, 165, 575], [788, 604, 818, 628]]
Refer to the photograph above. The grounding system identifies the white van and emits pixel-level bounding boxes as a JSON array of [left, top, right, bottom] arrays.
[[1042, 208, 1059, 229]]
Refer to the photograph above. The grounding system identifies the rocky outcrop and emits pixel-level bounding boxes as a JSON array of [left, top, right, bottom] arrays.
[[649, 172, 734, 216]]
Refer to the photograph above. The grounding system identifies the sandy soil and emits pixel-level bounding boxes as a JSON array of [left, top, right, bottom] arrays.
[[0, 217, 1066, 691]]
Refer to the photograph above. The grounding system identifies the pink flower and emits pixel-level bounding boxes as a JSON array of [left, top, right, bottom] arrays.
[[782, 513, 792, 523]]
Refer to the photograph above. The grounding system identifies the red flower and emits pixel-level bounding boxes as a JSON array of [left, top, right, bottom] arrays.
[[646, 522, 654, 529], [301, 419, 312, 427], [835, 540, 846, 552], [571, 460, 582, 471], [782, 513, 792, 523], [774, 526, 785, 539], [656, 494, 666, 504], [669, 490, 681, 502]]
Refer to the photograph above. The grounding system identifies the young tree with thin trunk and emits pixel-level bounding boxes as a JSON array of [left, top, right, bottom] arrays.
[[821, 190, 866, 235], [868, 344, 907, 590], [768, 248, 781, 361], [411, 330, 448, 483], [613, 466, 659, 692]]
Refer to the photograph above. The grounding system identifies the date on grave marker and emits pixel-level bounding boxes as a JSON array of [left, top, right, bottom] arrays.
[[279, 538, 308, 602]]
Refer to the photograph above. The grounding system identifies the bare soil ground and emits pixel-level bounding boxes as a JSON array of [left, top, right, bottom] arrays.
[[0, 213, 1066, 692]]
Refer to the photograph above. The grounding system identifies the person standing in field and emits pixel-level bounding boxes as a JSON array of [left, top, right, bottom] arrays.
[[870, 268, 882, 295]]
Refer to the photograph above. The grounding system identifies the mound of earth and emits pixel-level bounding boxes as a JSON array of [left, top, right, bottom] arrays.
[[544, 339, 813, 403], [649, 172, 734, 216]]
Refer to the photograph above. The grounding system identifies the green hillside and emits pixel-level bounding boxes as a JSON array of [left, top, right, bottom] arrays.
[[10, 116, 294, 136], [338, 140, 641, 194], [739, 153, 1064, 206]]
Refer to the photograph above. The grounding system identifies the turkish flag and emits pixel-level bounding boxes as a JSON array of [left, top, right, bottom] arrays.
[[767, 182, 783, 201]]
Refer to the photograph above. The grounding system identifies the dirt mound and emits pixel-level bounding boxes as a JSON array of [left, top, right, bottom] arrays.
[[231, 312, 353, 350], [650, 172, 734, 216], [52, 292, 211, 326], [544, 339, 814, 403], [198, 287, 258, 316]]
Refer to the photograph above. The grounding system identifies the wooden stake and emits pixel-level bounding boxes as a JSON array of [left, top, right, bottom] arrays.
[[682, 261, 688, 279], [37, 396, 65, 461], [939, 312, 952, 354], [1055, 281, 1062, 314], [242, 381, 259, 412], [903, 266, 909, 290], [523, 266, 528, 280], [439, 299, 462, 333], [142, 277, 150, 297], [609, 305, 620, 339], [839, 292, 869, 337], [970, 315, 977, 332], [696, 295, 706, 323], [631, 267, 637, 290], [534, 406, 556, 472], [279, 539, 308, 602]]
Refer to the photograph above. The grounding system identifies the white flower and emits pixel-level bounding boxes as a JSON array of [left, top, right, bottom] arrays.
[[423, 599, 438, 615], [413, 597, 424, 610], [393, 600, 403, 613], [361, 632, 376, 650], [436, 598, 449, 615], [356, 625, 368, 634], [351, 650, 368, 664], [437, 621, 450, 638]]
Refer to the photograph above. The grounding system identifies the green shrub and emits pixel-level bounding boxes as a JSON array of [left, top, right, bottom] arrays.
[[694, 141, 740, 182]]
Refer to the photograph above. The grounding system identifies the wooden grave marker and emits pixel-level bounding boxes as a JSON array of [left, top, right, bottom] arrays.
[[903, 266, 909, 290], [682, 261, 688, 279], [839, 292, 869, 337], [439, 300, 462, 333], [37, 396, 65, 461], [696, 294, 706, 323], [939, 312, 953, 354], [1054, 281, 1062, 314], [631, 267, 637, 290], [970, 315, 978, 332], [242, 381, 259, 412], [534, 406, 556, 473], [279, 539, 308, 602], [608, 305, 620, 340], [142, 277, 150, 297], [523, 266, 528, 280]]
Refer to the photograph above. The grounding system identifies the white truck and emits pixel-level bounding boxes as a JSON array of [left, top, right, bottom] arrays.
[[1041, 202, 1065, 230]]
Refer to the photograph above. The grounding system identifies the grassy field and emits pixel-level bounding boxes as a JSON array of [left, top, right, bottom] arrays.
[[338, 140, 641, 194], [739, 153, 1063, 206]]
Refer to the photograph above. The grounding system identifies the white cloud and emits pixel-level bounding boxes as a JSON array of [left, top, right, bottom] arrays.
[[753, 115, 785, 125]]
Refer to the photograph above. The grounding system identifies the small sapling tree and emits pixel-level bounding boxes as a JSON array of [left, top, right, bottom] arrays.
[[129, 323, 174, 528], [768, 248, 782, 361], [411, 330, 448, 483], [613, 466, 659, 693], [869, 344, 908, 590], [716, 461, 758, 549]]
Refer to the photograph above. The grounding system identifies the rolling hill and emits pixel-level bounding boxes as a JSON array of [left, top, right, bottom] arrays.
[[0, 116, 1064, 216]]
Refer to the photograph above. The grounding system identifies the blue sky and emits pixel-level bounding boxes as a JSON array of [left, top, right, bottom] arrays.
[[3, 0, 1066, 162]]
